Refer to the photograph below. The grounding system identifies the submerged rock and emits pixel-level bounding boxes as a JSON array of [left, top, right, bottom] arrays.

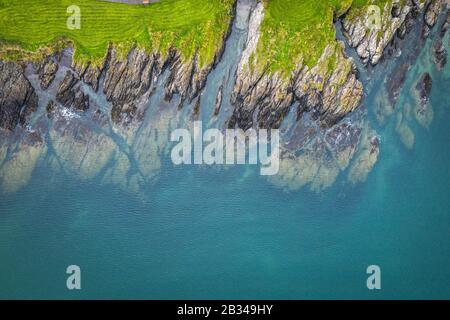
[[347, 126, 380, 184], [415, 72, 433, 106], [270, 113, 364, 192], [325, 121, 362, 170], [413, 73, 434, 128], [432, 39, 447, 69], [386, 62, 411, 107], [396, 106, 415, 149], [48, 106, 117, 179], [0, 128, 47, 193]]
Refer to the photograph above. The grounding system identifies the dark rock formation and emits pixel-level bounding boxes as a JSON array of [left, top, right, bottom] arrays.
[[56, 71, 90, 112], [423, 0, 444, 37], [342, 0, 444, 65], [103, 49, 161, 124], [230, 3, 362, 131], [0, 62, 38, 131], [386, 63, 410, 106], [432, 39, 447, 69], [440, 9, 449, 37], [46, 100, 57, 118], [415, 72, 433, 107], [214, 85, 223, 117], [75, 62, 104, 93], [342, 0, 416, 65], [38, 58, 59, 90], [191, 96, 201, 120]]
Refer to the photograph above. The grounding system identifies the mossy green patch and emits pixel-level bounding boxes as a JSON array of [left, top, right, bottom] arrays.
[[0, 0, 235, 67]]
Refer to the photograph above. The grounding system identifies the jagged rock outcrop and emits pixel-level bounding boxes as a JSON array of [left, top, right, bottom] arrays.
[[342, 0, 420, 65], [230, 2, 363, 130], [214, 85, 223, 117], [433, 7, 449, 69], [423, 0, 445, 36], [46, 100, 57, 118], [433, 39, 447, 69], [0, 62, 38, 131], [441, 9, 450, 36], [56, 71, 90, 112], [103, 48, 162, 124], [38, 58, 59, 90], [386, 62, 410, 106], [343, 0, 445, 65], [412, 73, 434, 128], [101, 44, 229, 125], [415, 72, 433, 107], [165, 50, 206, 104], [73, 59, 107, 93]]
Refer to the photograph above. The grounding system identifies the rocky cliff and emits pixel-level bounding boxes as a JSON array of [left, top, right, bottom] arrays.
[[342, 0, 444, 65], [229, 1, 363, 131], [0, 62, 38, 131], [0, 0, 447, 193]]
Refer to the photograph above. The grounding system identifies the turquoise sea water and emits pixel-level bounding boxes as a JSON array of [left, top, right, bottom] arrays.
[[1, 18, 450, 300]]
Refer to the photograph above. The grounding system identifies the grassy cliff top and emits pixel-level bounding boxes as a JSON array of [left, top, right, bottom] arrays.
[[256, 0, 393, 77], [0, 0, 235, 66]]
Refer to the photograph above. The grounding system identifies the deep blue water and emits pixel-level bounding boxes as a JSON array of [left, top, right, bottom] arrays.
[[1, 18, 450, 300]]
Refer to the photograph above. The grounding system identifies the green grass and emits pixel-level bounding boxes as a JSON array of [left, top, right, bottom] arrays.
[[255, 0, 396, 78], [0, 0, 235, 66], [0, 0, 424, 74]]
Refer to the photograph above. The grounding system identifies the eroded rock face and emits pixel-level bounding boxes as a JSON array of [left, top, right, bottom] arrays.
[[74, 61, 104, 92], [343, 0, 446, 65], [424, 0, 445, 36], [415, 72, 433, 106], [230, 2, 363, 131], [0, 62, 38, 131], [441, 9, 450, 37], [342, 0, 416, 65], [386, 63, 410, 107], [38, 58, 59, 90], [100, 44, 225, 125], [433, 40, 447, 69], [103, 49, 162, 124], [56, 71, 90, 112]]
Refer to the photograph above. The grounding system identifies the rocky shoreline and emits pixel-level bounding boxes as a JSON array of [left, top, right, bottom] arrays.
[[0, 0, 448, 193]]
